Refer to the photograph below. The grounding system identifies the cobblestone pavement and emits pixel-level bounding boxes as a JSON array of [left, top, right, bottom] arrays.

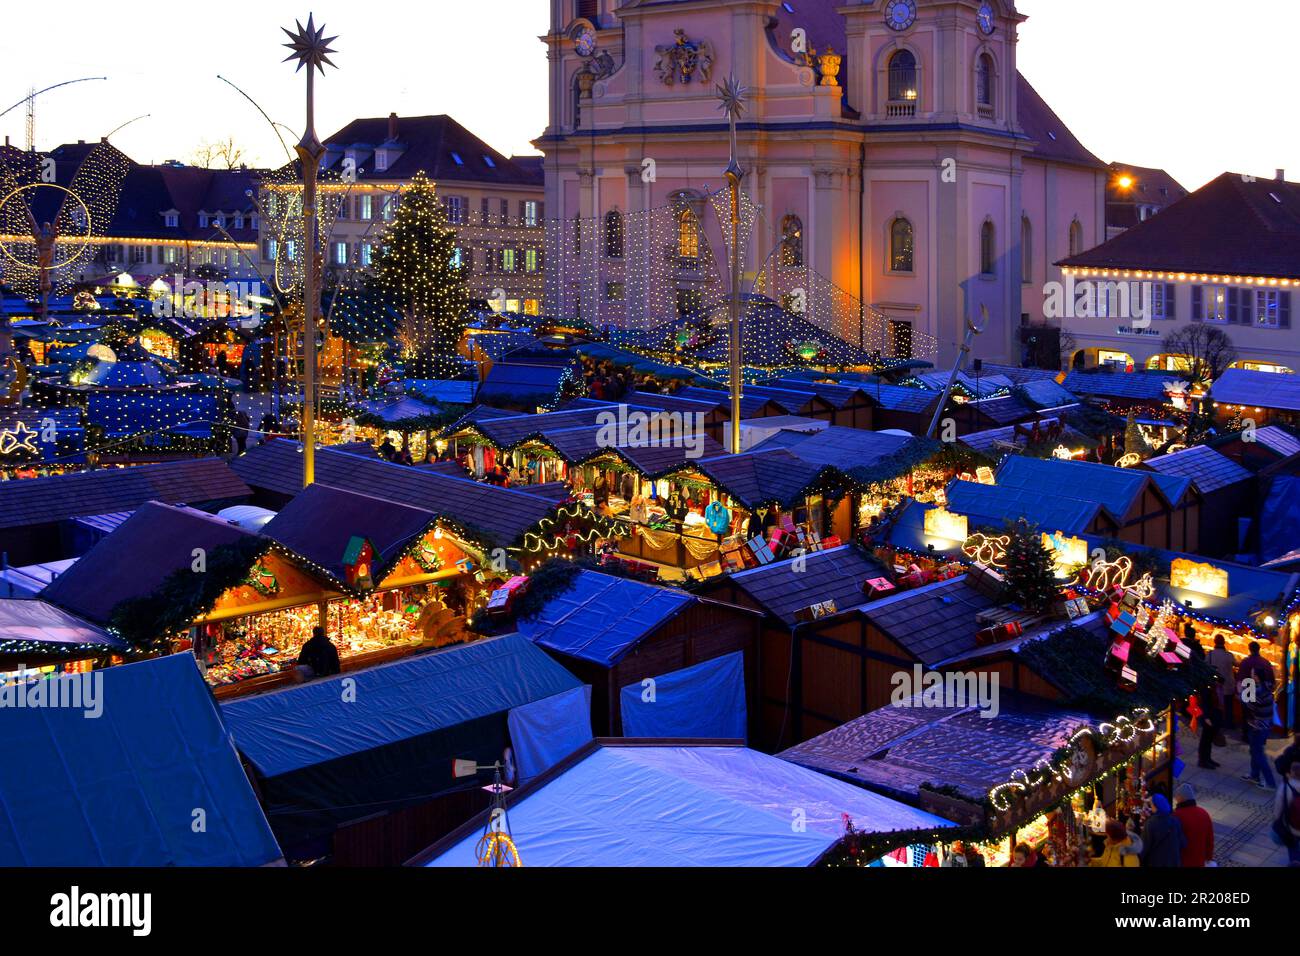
[[1175, 726, 1293, 867]]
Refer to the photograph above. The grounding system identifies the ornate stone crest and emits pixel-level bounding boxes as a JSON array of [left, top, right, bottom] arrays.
[[654, 29, 714, 86]]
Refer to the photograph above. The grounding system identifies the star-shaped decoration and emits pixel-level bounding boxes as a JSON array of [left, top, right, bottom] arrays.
[[716, 75, 748, 120], [282, 14, 338, 74], [0, 421, 40, 456]]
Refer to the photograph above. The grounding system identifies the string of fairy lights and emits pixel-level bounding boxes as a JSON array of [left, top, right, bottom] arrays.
[[0, 141, 132, 298]]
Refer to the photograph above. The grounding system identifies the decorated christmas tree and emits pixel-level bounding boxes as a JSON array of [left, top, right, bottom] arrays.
[[1004, 518, 1058, 613], [367, 171, 469, 378], [1123, 410, 1150, 459]]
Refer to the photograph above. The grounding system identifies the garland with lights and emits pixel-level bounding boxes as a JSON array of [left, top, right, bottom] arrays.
[[108, 536, 274, 651]]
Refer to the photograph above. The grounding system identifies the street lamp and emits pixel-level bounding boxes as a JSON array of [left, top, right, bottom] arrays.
[[717, 75, 747, 454], [281, 13, 338, 488]]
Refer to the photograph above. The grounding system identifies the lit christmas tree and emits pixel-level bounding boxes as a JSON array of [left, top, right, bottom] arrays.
[[1004, 518, 1058, 613], [367, 171, 469, 378]]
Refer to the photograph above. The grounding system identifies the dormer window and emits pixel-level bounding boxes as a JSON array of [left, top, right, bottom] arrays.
[[198, 212, 209, 228], [234, 214, 245, 229], [374, 149, 390, 172], [164, 212, 179, 228], [212, 214, 224, 229]]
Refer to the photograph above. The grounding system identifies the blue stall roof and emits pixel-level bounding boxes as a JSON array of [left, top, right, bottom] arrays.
[[222, 634, 581, 778], [0, 653, 281, 866], [516, 569, 693, 666], [418, 742, 953, 867], [1143, 445, 1252, 494], [946, 478, 1112, 535], [1211, 368, 1300, 413], [477, 363, 571, 407], [1014, 378, 1079, 409], [0, 599, 124, 653], [1063, 370, 1179, 401], [996, 455, 1187, 513]]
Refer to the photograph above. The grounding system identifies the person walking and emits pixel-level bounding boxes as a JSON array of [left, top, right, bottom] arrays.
[[1236, 641, 1276, 744], [1197, 688, 1222, 770], [1206, 635, 1236, 731], [1173, 783, 1214, 867], [1140, 793, 1186, 867], [1242, 691, 1278, 791]]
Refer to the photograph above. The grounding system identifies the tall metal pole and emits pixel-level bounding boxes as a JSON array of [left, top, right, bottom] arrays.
[[925, 305, 989, 439], [281, 14, 337, 488], [718, 77, 747, 454]]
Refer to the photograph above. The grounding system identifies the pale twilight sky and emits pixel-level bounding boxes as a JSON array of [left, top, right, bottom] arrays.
[[0, 0, 1291, 191]]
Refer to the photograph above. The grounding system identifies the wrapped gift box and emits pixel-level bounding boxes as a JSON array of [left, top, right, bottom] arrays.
[[1118, 665, 1139, 692], [747, 536, 775, 565], [821, 535, 842, 549], [1106, 638, 1131, 672], [967, 563, 1006, 598], [864, 576, 896, 598]]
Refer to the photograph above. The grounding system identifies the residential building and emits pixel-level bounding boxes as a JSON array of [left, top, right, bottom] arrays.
[[1105, 162, 1187, 239], [258, 114, 545, 315], [7, 139, 263, 287], [1060, 172, 1300, 373]]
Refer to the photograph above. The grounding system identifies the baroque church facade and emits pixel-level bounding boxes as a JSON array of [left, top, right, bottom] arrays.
[[539, 0, 1108, 366]]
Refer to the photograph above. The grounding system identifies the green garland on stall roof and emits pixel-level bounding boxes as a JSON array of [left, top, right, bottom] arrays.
[[1016, 624, 1218, 718], [818, 820, 991, 867], [107, 536, 273, 652]]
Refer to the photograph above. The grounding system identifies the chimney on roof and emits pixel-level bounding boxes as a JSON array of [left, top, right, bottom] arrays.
[[1277, 169, 1286, 182], [388, 112, 398, 141], [78, 139, 85, 145]]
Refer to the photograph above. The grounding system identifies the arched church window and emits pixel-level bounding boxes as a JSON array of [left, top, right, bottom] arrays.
[[678, 209, 699, 260], [976, 54, 994, 108], [980, 220, 996, 276], [604, 210, 623, 258], [889, 218, 914, 273], [1069, 219, 1084, 256], [888, 50, 918, 103], [780, 215, 803, 267]]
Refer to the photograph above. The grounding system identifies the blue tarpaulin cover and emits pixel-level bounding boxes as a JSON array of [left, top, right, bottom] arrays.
[[516, 569, 693, 665], [222, 634, 582, 778], [0, 653, 280, 866], [1260, 476, 1300, 563], [422, 744, 953, 867], [507, 685, 593, 784], [620, 652, 746, 741]]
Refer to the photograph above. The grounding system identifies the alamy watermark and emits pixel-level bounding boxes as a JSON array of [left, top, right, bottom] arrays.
[[151, 273, 263, 328], [0, 669, 103, 719], [1044, 275, 1154, 328], [595, 403, 707, 459], [890, 665, 1000, 718]]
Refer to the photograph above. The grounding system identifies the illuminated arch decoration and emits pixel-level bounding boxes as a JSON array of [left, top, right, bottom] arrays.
[[988, 710, 1156, 812], [1069, 556, 1154, 599], [962, 531, 1009, 568]]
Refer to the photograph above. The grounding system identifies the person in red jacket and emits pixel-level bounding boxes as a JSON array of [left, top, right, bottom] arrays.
[[1173, 783, 1215, 867]]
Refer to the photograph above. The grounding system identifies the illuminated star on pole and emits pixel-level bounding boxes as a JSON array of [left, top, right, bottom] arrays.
[[281, 13, 338, 74]]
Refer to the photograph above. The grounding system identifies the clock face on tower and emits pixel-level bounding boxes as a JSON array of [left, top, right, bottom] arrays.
[[978, 2, 996, 35], [575, 26, 597, 57], [884, 0, 917, 32]]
